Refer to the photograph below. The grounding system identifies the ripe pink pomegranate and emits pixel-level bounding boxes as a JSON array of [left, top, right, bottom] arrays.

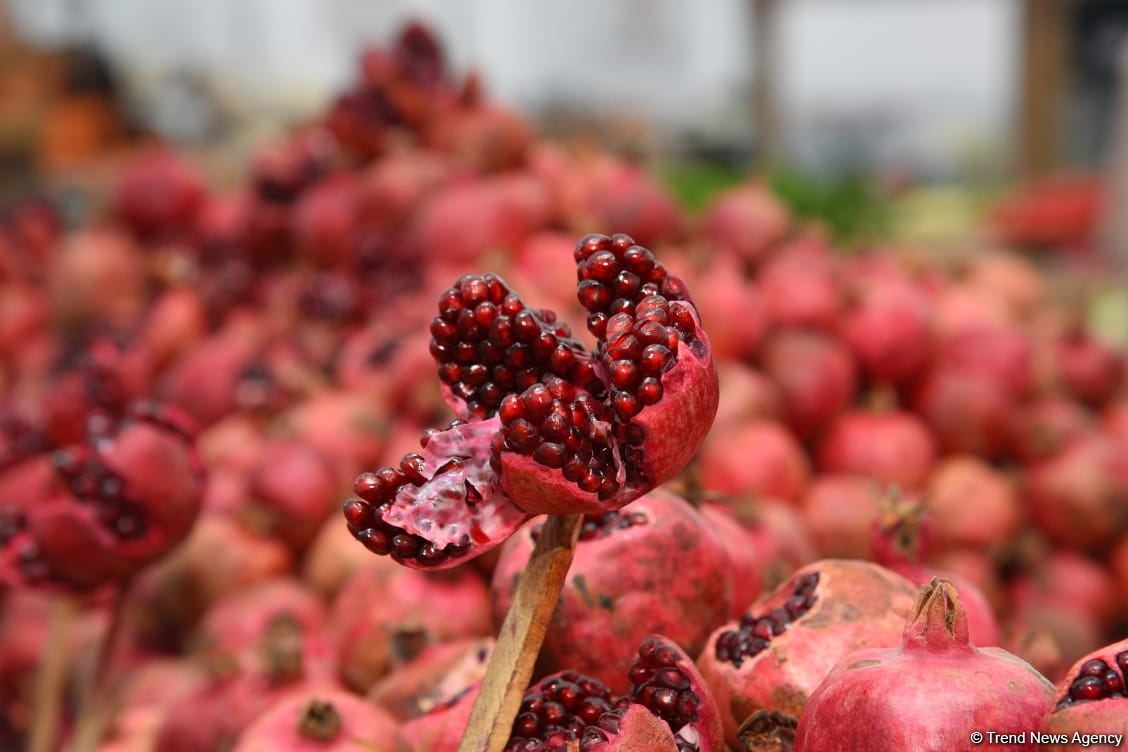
[[1040, 637, 1128, 748], [697, 560, 917, 745], [701, 184, 789, 266], [964, 251, 1046, 317], [699, 502, 770, 618], [99, 659, 209, 752], [47, 228, 146, 332], [282, 390, 390, 481], [160, 333, 263, 428], [509, 231, 589, 315], [330, 563, 491, 692], [756, 242, 842, 330], [344, 234, 718, 569], [925, 455, 1020, 549], [1104, 401, 1128, 440], [711, 362, 783, 429], [840, 276, 934, 385], [912, 367, 1014, 457], [357, 149, 449, 231], [0, 403, 204, 589], [759, 329, 856, 440], [245, 440, 339, 551], [691, 253, 766, 361], [303, 516, 381, 600], [194, 578, 327, 658], [1008, 551, 1118, 629], [816, 410, 937, 490], [941, 324, 1035, 396], [1056, 333, 1125, 407], [369, 636, 493, 721], [502, 634, 723, 751], [800, 474, 882, 560], [793, 579, 1055, 751], [138, 287, 208, 370], [112, 147, 205, 243], [722, 495, 818, 590], [291, 173, 361, 268], [232, 689, 401, 752], [1025, 433, 1128, 549], [429, 99, 532, 174], [698, 420, 810, 502], [492, 491, 730, 693], [1004, 396, 1092, 463]]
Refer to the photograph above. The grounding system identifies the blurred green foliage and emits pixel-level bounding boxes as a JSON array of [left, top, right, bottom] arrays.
[[659, 161, 744, 214]]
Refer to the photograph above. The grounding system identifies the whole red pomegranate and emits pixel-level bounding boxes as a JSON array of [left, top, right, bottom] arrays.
[[800, 474, 882, 560], [1039, 637, 1128, 749], [816, 410, 937, 490], [1056, 333, 1125, 407], [193, 578, 327, 658], [701, 183, 789, 266], [794, 579, 1055, 751], [492, 491, 730, 693], [841, 276, 934, 386], [759, 329, 857, 440], [691, 252, 766, 361], [368, 637, 493, 722], [232, 689, 401, 752], [925, 455, 1020, 549], [502, 634, 723, 751], [245, 440, 339, 551], [697, 560, 917, 745], [1025, 433, 1128, 549], [0, 403, 204, 589], [112, 147, 205, 243], [1004, 396, 1092, 463], [756, 239, 841, 330], [711, 362, 783, 429], [345, 234, 719, 569], [330, 562, 491, 692], [912, 367, 1014, 457], [699, 420, 810, 502]]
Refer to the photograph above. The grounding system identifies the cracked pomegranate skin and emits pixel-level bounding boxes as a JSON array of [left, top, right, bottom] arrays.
[[1039, 637, 1128, 751], [697, 559, 917, 746], [794, 580, 1054, 752], [492, 490, 731, 694]]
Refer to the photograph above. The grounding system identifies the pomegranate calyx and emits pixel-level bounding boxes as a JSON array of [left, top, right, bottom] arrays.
[[904, 578, 972, 653], [298, 699, 343, 741]]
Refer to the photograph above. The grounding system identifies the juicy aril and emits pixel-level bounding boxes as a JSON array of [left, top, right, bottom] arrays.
[[697, 559, 917, 745], [794, 579, 1055, 751], [344, 233, 718, 569], [491, 491, 730, 693], [1040, 637, 1128, 749]]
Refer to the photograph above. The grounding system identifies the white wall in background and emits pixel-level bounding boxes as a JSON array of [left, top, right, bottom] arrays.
[[6, 0, 1017, 173]]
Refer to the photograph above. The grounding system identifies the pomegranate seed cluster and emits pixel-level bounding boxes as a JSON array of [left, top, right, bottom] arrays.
[[431, 273, 600, 419], [714, 572, 820, 668], [506, 672, 630, 752], [1057, 652, 1128, 708], [531, 509, 649, 543], [51, 447, 146, 540], [628, 636, 703, 750]]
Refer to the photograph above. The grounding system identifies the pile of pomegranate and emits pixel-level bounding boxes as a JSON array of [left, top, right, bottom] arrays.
[[0, 22, 1125, 752]]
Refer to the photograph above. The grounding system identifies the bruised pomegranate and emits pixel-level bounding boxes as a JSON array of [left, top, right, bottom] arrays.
[[0, 402, 204, 589], [232, 689, 400, 752], [345, 234, 718, 569], [794, 579, 1055, 751], [492, 491, 730, 693], [504, 634, 723, 751], [697, 560, 917, 745], [1040, 637, 1128, 748]]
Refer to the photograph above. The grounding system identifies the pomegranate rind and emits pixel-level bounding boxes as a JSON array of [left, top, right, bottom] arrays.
[[1040, 637, 1128, 748], [697, 559, 917, 746], [231, 688, 401, 752]]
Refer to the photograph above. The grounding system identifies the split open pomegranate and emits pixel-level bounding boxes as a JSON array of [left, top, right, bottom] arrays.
[[344, 233, 718, 569]]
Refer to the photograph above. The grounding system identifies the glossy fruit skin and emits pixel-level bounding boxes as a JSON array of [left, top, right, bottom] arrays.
[[794, 579, 1055, 752], [491, 491, 731, 694], [1039, 637, 1128, 750], [696, 560, 917, 746]]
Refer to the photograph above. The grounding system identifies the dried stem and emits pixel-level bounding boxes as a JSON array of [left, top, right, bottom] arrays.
[[28, 595, 77, 752], [457, 513, 583, 752], [67, 580, 130, 752]]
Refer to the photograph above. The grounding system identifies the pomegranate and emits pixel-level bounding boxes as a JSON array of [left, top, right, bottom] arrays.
[[330, 562, 491, 692], [691, 253, 765, 361], [232, 689, 401, 752], [701, 184, 790, 266], [1040, 637, 1128, 749], [47, 228, 145, 333], [0, 402, 204, 590], [941, 324, 1034, 396], [138, 287, 208, 370], [345, 234, 718, 569], [699, 502, 770, 617], [711, 362, 783, 429], [357, 148, 449, 231], [1004, 396, 1092, 463], [1025, 433, 1128, 549], [756, 243, 841, 330], [1056, 333, 1125, 407], [925, 456, 1020, 549], [303, 516, 380, 600], [1009, 551, 1118, 629], [698, 421, 810, 502], [697, 560, 917, 744], [369, 636, 493, 721], [502, 634, 723, 751], [193, 578, 327, 658], [245, 440, 339, 551], [840, 275, 934, 385], [759, 329, 857, 440], [793, 579, 1055, 751], [112, 147, 205, 243], [492, 491, 730, 693], [816, 410, 937, 490], [912, 367, 1013, 457], [800, 474, 882, 560]]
